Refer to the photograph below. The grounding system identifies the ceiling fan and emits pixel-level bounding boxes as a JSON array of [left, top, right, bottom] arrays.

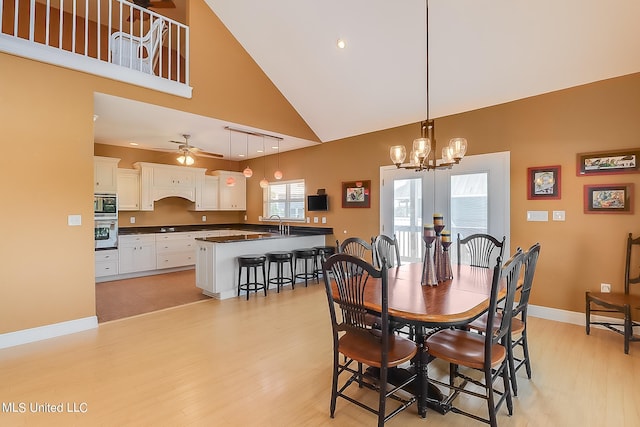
[[168, 134, 223, 166], [128, 0, 176, 22]]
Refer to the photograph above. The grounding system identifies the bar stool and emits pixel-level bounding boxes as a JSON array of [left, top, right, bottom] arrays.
[[293, 248, 319, 287], [265, 251, 294, 292], [237, 254, 267, 300], [314, 245, 336, 279]]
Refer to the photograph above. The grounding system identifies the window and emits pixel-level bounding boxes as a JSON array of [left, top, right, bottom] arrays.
[[264, 180, 305, 221], [450, 172, 488, 238]]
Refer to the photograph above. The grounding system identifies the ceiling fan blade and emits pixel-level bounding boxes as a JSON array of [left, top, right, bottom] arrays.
[[194, 151, 224, 159]]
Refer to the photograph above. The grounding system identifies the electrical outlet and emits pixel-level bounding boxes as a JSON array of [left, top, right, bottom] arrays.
[[601, 283, 611, 293], [130, 216, 136, 224], [201, 215, 207, 222]]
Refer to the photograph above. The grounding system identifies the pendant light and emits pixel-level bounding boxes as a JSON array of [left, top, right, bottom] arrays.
[[273, 139, 283, 180], [226, 130, 235, 187], [242, 134, 253, 178], [259, 137, 269, 189]]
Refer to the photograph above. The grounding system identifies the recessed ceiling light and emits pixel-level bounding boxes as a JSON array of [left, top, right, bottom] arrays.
[[129, 142, 139, 146], [337, 38, 346, 49], [238, 154, 245, 157], [257, 149, 264, 153]]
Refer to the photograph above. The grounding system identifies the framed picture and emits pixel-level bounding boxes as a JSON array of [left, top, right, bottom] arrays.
[[577, 148, 640, 176], [584, 183, 634, 214], [342, 180, 371, 208], [527, 165, 561, 200]]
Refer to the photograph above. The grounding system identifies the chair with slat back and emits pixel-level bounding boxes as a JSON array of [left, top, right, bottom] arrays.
[[426, 249, 525, 427], [336, 237, 374, 264], [586, 233, 640, 354], [457, 233, 506, 268], [322, 253, 417, 426], [468, 242, 541, 396], [109, 18, 167, 75], [372, 234, 401, 269]]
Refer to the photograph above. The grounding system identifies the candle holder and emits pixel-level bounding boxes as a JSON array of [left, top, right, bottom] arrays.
[[421, 227, 438, 286], [433, 224, 444, 282], [440, 240, 453, 281]]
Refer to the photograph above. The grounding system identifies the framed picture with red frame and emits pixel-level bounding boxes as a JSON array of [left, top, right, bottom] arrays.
[[527, 165, 561, 200], [583, 183, 634, 214]]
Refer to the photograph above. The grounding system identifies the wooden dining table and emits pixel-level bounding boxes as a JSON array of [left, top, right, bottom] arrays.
[[356, 262, 499, 417]]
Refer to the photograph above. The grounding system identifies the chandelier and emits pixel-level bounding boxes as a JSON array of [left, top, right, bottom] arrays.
[[389, 1, 467, 171]]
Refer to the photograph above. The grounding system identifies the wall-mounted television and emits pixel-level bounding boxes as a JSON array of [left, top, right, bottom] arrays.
[[307, 194, 329, 211]]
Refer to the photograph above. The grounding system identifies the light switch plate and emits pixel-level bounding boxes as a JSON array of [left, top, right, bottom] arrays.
[[526, 210, 548, 222], [67, 214, 82, 226], [552, 210, 565, 221]]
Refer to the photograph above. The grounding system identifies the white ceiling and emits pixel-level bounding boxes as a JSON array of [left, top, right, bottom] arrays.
[[94, 0, 640, 158]]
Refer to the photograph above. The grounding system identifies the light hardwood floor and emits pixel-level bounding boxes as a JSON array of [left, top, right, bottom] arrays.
[[1, 283, 639, 426]]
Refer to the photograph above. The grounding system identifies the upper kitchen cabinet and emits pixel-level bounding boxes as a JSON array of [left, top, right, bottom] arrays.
[[94, 156, 120, 193], [193, 174, 219, 211], [133, 162, 207, 211], [211, 170, 246, 210], [117, 168, 140, 211]]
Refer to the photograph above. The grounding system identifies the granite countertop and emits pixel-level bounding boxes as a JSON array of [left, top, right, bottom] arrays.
[[119, 224, 333, 236], [196, 232, 306, 243]]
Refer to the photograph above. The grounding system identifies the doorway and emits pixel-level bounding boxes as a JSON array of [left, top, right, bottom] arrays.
[[380, 152, 510, 263]]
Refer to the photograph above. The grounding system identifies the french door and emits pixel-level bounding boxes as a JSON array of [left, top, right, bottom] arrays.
[[380, 152, 510, 264]]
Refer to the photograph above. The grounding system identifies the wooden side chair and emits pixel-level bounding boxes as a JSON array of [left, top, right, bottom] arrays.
[[321, 253, 417, 426], [457, 233, 506, 268], [426, 249, 525, 427], [336, 237, 373, 263], [586, 233, 640, 354], [468, 242, 541, 396], [372, 234, 401, 269]]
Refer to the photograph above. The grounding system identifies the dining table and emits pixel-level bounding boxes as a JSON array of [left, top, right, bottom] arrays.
[[357, 261, 500, 418]]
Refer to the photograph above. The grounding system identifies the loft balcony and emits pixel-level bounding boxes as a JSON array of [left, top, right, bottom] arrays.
[[0, 0, 191, 98]]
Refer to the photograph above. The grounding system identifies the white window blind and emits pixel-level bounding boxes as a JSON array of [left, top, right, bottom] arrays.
[[265, 180, 305, 220]]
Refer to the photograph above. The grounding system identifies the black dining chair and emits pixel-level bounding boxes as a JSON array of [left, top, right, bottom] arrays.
[[372, 234, 401, 269], [468, 242, 541, 396], [425, 249, 524, 427], [336, 237, 374, 263], [457, 233, 506, 268], [586, 233, 640, 354], [321, 253, 417, 427]]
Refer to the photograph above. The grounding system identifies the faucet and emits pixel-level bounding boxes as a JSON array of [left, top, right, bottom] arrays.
[[268, 214, 283, 234]]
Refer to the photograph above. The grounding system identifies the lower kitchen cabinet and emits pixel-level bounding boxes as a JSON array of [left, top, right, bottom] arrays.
[[95, 249, 119, 277], [118, 234, 157, 274], [155, 232, 198, 269]]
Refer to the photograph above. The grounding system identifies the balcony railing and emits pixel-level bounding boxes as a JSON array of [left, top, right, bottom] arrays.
[[0, 0, 191, 98]]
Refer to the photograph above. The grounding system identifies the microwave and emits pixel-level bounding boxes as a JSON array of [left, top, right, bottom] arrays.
[[94, 193, 117, 218]]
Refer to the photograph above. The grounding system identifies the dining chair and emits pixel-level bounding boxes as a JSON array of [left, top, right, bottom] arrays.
[[586, 233, 640, 354], [425, 249, 525, 427], [468, 242, 541, 396], [336, 237, 374, 263], [372, 234, 401, 269], [109, 18, 167, 75], [321, 253, 418, 427], [457, 233, 506, 268]]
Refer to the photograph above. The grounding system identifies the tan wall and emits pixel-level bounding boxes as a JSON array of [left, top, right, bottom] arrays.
[[243, 73, 640, 313], [1, 0, 639, 335]]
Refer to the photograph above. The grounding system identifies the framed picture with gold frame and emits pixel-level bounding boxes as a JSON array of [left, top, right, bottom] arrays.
[[341, 180, 370, 208]]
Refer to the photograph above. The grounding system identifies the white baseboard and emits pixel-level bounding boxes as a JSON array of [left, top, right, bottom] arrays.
[[0, 316, 98, 350], [528, 304, 620, 328]]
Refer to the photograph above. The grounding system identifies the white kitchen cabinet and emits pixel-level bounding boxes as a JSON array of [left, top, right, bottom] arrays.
[[193, 175, 219, 211], [211, 170, 246, 210], [117, 168, 140, 211], [94, 156, 120, 193], [195, 241, 212, 290], [118, 234, 157, 274], [95, 249, 119, 278], [155, 232, 198, 269], [133, 162, 207, 211]]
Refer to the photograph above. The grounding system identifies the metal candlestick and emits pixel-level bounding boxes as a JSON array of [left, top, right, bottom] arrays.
[[421, 231, 437, 286], [433, 224, 444, 282], [440, 240, 453, 281]]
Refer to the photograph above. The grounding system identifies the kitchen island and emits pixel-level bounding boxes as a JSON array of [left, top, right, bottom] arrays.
[[195, 232, 327, 299]]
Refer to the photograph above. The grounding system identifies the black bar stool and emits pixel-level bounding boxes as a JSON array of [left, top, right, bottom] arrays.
[[237, 254, 267, 300], [314, 245, 336, 279], [265, 251, 294, 292], [293, 248, 319, 287]]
